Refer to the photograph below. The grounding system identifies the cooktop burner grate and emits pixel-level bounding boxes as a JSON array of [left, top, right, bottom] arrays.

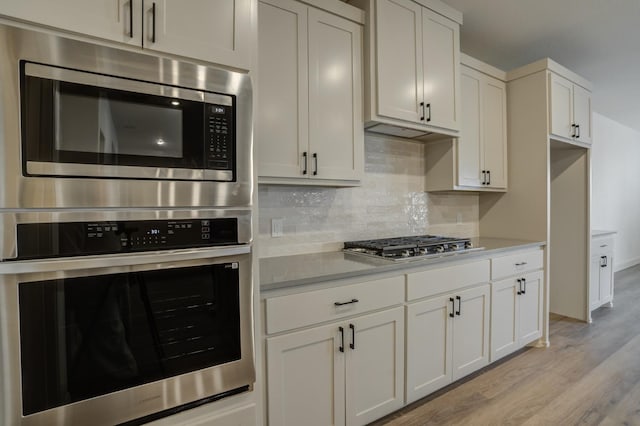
[[343, 235, 480, 260]]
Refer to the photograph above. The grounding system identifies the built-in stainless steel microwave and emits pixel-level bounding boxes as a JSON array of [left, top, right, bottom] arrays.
[[0, 23, 253, 210], [22, 62, 236, 182]]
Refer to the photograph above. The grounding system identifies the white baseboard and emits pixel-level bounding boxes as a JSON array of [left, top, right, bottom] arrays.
[[615, 257, 640, 272]]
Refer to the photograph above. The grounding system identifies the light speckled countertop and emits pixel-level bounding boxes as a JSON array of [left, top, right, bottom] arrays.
[[260, 237, 545, 292]]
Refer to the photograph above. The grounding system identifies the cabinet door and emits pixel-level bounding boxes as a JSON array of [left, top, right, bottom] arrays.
[[346, 308, 404, 426], [308, 8, 364, 181], [490, 278, 519, 362], [451, 284, 490, 381], [599, 255, 613, 303], [573, 84, 592, 144], [518, 271, 544, 346], [421, 7, 460, 131], [406, 295, 452, 403], [458, 68, 483, 187], [256, 0, 309, 179], [589, 254, 601, 309], [0, 0, 139, 45], [266, 323, 346, 426], [148, 0, 252, 69], [375, 0, 423, 123], [549, 73, 574, 140], [482, 78, 507, 188]]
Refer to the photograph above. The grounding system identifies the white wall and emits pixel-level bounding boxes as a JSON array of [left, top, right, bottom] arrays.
[[257, 133, 479, 258], [592, 112, 640, 271]]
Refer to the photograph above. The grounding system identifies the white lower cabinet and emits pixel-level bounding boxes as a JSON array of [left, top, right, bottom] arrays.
[[491, 271, 544, 361], [590, 232, 615, 313], [266, 307, 404, 426], [406, 284, 490, 403]]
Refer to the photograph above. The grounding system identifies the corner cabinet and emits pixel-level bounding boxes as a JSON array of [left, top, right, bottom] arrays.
[[256, 0, 364, 186], [549, 72, 593, 145], [352, 0, 462, 138], [405, 260, 491, 403], [490, 249, 544, 362], [0, 0, 253, 69], [590, 231, 616, 315], [425, 55, 507, 192], [264, 275, 405, 426]]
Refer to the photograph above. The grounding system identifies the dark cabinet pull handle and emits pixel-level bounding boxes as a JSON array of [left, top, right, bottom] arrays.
[[334, 298, 359, 306], [482, 170, 486, 185], [522, 278, 527, 295], [455, 295, 461, 316], [302, 152, 308, 175], [515, 262, 527, 266], [426, 103, 432, 122], [349, 324, 355, 350], [313, 153, 318, 176], [571, 124, 576, 137], [339, 326, 344, 353], [420, 102, 425, 121], [129, 0, 134, 38], [576, 124, 581, 138], [601, 256, 608, 267], [487, 170, 491, 185], [517, 278, 522, 295], [151, 2, 156, 43], [449, 297, 455, 318]]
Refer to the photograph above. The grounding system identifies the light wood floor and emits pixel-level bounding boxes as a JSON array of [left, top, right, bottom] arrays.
[[371, 265, 640, 426]]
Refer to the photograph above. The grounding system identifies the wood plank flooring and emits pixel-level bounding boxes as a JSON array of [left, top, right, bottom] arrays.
[[371, 265, 640, 426]]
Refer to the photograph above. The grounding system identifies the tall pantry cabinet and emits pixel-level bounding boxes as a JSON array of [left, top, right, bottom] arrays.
[[479, 58, 593, 332]]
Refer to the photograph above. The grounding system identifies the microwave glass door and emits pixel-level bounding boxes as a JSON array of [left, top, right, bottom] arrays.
[[19, 263, 241, 416]]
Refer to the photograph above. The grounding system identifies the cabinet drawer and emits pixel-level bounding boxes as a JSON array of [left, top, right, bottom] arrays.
[[491, 249, 543, 280], [406, 260, 490, 301], [591, 236, 615, 256], [265, 275, 404, 334]]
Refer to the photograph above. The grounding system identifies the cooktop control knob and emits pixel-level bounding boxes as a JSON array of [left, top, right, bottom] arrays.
[[435, 245, 445, 253], [465, 241, 473, 249], [401, 250, 412, 257]]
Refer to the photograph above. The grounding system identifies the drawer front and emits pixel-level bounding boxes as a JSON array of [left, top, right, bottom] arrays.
[[406, 260, 490, 301], [265, 275, 404, 334], [592, 236, 615, 256], [491, 249, 543, 280]]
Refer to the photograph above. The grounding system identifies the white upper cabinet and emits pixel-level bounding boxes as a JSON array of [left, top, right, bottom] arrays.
[[353, 0, 462, 138], [145, 0, 252, 69], [0, 0, 253, 69], [549, 71, 592, 145], [256, 0, 364, 186], [425, 56, 507, 192]]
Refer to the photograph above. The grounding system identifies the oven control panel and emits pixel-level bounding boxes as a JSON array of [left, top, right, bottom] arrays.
[[16, 218, 238, 260]]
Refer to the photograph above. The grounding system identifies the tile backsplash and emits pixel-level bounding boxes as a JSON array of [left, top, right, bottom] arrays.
[[257, 133, 479, 258]]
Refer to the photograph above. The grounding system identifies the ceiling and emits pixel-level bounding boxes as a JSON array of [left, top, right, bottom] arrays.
[[439, 0, 640, 132]]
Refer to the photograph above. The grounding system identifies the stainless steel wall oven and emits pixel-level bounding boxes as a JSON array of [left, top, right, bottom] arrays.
[[0, 22, 256, 426], [0, 210, 255, 426]]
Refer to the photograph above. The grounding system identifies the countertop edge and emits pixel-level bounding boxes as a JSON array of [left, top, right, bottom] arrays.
[[260, 239, 546, 295]]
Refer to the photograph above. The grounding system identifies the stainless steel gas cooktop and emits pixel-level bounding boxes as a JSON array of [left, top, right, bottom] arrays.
[[343, 235, 483, 261]]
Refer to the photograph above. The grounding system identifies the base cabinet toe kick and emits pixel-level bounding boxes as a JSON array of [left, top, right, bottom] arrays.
[[261, 245, 545, 425]]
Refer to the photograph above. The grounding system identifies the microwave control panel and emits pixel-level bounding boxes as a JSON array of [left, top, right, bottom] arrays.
[[205, 103, 234, 172], [15, 218, 239, 260]]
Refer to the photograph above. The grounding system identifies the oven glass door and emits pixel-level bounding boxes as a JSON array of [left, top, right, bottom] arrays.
[[19, 262, 241, 416], [21, 62, 207, 179]]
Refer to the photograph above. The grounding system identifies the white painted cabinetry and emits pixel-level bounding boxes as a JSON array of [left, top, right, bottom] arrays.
[[264, 275, 405, 426], [490, 249, 544, 361], [425, 55, 507, 192], [0, 0, 253, 69], [405, 260, 491, 403], [590, 232, 615, 314], [256, 0, 364, 185], [549, 72, 592, 145], [352, 0, 461, 138]]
